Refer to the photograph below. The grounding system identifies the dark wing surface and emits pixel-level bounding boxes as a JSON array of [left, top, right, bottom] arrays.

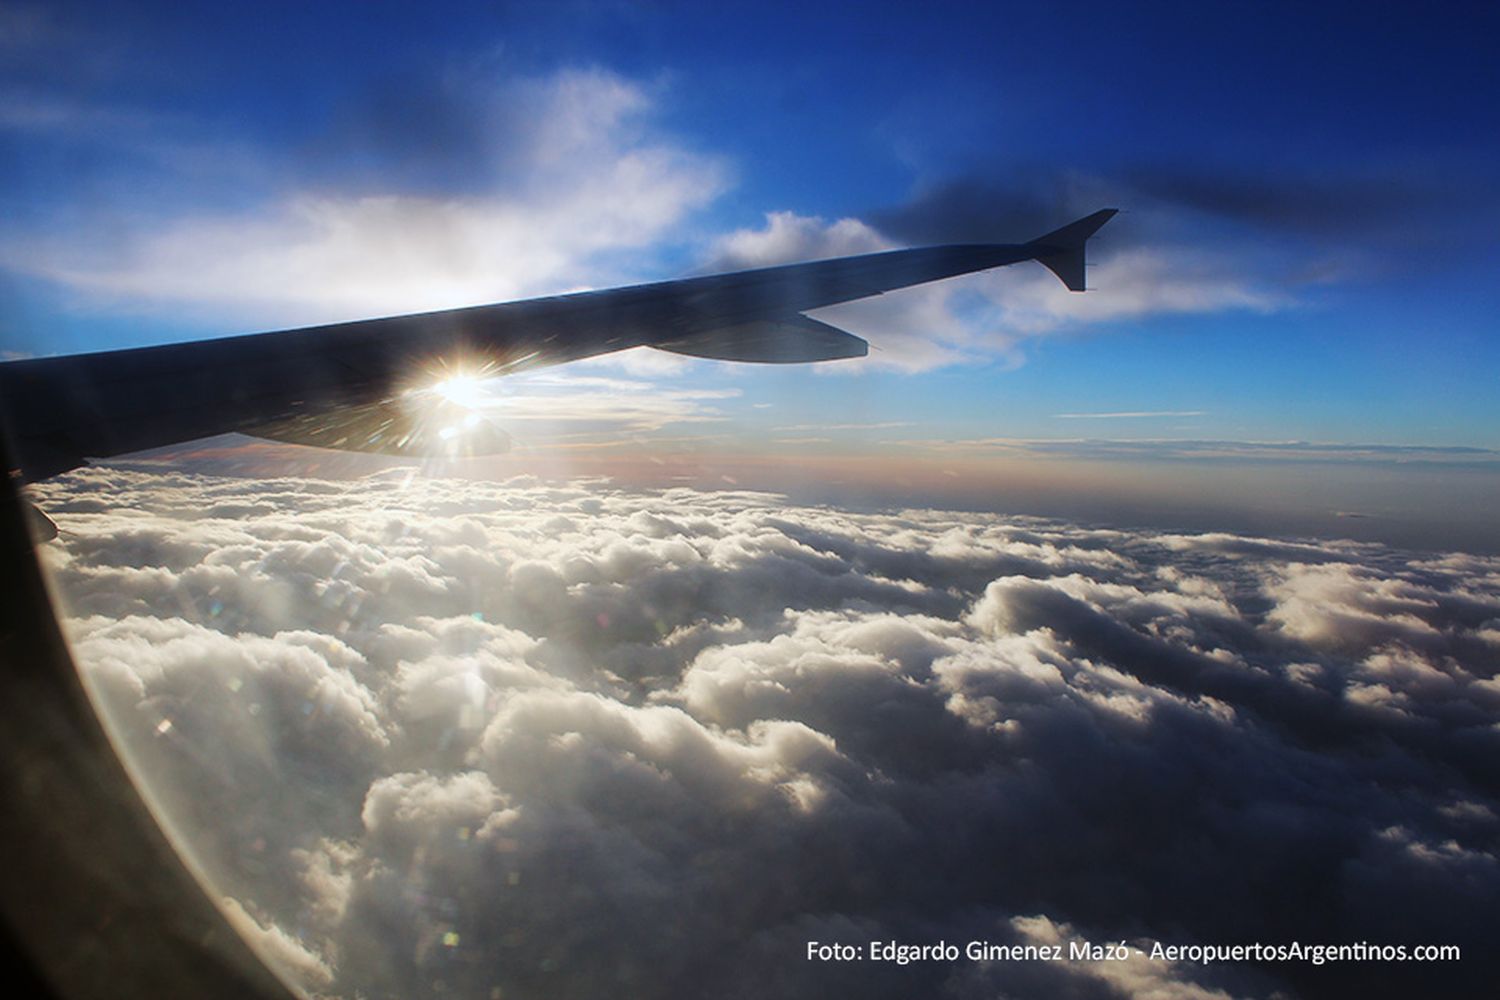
[[0, 210, 1116, 482]]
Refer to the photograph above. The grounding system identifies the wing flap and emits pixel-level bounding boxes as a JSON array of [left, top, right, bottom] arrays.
[[654, 315, 868, 364], [244, 396, 510, 459]]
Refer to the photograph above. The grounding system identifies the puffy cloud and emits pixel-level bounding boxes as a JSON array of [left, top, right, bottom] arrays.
[[30, 465, 1500, 998], [221, 896, 336, 992], [707, 210, 892, 268], [6, 68, 727, 327]]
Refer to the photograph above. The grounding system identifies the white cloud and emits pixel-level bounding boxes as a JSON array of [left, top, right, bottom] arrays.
[[30, 465, 1500, 998], [459, 368, 741, 443], [6, 68, 728, 327], [704, 213, 1285, 372], [221, 896, 335, 990], [981, 915, 1241, 1000], [971, 243, 1286, 333], [708, 210, 892, 266]]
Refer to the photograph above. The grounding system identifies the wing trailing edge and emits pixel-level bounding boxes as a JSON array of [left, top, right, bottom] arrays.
[[246, 395, 511, 459]]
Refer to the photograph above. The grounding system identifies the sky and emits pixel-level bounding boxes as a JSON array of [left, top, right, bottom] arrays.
[[5, 5, 1500, 999], [2, 0, 1498, 549]]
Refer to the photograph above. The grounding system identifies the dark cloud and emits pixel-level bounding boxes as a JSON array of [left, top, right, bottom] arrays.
[[32, 466, 1500, 999], [1118, 165, 1470, 239], [866, 161, 1499, 285], [866, 168, 1117, 247]]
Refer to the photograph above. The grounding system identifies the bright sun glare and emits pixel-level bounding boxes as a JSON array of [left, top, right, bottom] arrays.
[[430, 373, 489, 409]]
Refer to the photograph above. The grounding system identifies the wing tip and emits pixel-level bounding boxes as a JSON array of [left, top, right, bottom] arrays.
[[1027, 208, 1119, 291]]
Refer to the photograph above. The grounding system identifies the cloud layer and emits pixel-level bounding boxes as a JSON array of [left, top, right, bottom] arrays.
[[31, 466, 1500, 999]]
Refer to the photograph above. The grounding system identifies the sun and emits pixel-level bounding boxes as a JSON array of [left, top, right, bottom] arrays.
[[404, 355, 502, 410], [429, 372, 488, 409]]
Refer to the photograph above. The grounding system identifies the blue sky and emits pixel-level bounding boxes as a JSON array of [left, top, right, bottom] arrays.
[[2, 0, 1497, 542]]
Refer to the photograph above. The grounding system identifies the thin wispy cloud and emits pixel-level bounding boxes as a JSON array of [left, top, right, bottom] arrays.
[[1053, 410, 1206, 419], [772, 421, 914, 432], [468, 369, 741, 437], [883, 436, 1500, 465]]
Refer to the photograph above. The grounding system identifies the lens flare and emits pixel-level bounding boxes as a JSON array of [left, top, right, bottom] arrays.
[[370, 357, 512, 457], [430, 372, 488, 409]]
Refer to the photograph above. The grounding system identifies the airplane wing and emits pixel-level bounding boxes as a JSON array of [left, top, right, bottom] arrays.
[[0, 209, 1116, 483]]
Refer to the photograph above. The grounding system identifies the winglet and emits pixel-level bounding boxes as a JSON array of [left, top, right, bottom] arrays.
[[1026, 208, 1118, 291]]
